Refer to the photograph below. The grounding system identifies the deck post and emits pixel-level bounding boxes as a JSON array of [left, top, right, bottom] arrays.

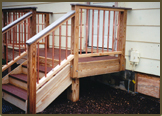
[[27, 8, 37, 114], [118, 10, 127, 71], [67, 5, 80, 102], [45, 13, 50, 48]]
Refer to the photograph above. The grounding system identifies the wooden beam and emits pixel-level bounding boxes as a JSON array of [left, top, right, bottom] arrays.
[[118, 10, 127, 71], [45, 13, 50, 48], [67, 78, 79, 102], [72, 5, 79, 78], [27, 8, 37, 114], [136, 73, 160, 98], [2, 51, 27, 72], [27, 44, 37, 114], [79, 51, 122, 58], [78, 59, 119, 78]]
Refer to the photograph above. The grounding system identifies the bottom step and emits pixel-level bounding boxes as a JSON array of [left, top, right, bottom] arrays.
[[2, 91, 27, 112]]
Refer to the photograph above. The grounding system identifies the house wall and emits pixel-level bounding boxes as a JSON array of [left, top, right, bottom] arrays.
[[118, 2, 160, 76]]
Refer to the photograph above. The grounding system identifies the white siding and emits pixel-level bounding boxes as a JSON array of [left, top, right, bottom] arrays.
[[118, 2, 160, 76]]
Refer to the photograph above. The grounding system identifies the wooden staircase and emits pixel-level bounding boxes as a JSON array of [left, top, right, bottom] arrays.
[[2, 60, 72, 113]]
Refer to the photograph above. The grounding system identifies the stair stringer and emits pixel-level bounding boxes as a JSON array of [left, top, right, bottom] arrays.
[[36, 64, 72, 113], [2, 60, 27, 84]]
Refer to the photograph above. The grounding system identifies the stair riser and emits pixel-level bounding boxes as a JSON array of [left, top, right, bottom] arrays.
[[9, 78, 27, 91], [2, 91, 27, 112], [22, 67, 45, 79]]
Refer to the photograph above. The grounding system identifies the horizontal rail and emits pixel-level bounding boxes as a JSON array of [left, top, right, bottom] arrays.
[[2, 51, 27, 72], [26, 10, 75, 45], [36, 54, 74, 90], [79, 51, 122, 58], [2, 12, 32, 34], [71, 4, 132, 11]]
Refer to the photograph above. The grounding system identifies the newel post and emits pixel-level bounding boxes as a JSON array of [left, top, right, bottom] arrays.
[[119, 10, 127, 71], [27, 8, 37, 114], [67, 5, 80, 102]]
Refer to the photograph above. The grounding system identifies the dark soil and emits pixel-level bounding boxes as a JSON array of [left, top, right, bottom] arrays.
[[3, 77, 160, 114]]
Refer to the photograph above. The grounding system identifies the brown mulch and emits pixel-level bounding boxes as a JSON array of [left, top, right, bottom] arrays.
[[3, 77, 160, 114]]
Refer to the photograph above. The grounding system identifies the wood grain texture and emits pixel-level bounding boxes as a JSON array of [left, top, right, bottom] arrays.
[[2, 51, 27, 72], [45, 13, 50, 48], [36, 64, 72, 113], [67, 78, 79, 102], [2, 60, 27, 84], [36, 54, 74, 90], [118, 10, 127, 71], [2, 84, 27, 100], [137, 73, 160, 98], [2, 91, 27, 111], [27, 44, 37, 114], [9, 78, 27, 90], [78, 59, 120, 78], [72, 5, 79, 78]]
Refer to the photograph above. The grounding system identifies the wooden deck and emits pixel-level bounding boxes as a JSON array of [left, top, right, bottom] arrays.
[[38, 48, 118, 62]]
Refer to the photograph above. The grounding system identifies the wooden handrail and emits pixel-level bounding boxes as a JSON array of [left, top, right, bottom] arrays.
[[2, 51, 27, 72], [71, 4, 132, 11], [26, 10, 75, 45], [2, 12, 32, 34]]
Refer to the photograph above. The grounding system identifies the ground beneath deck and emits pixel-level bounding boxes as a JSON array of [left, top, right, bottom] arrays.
[[2, 77, 160, 114]]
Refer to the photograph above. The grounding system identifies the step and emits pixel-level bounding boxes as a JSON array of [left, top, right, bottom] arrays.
[[22, 64, 52, 73], [9, 74, 27, 83], [2, 84, 27, 101]]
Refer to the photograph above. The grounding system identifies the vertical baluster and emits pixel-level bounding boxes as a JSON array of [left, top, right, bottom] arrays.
[[19, 12, 20, 55], [97, 10, 100, 53], [80, 8, 82, 54], [107, 11, 110, 52], [13, 12, 15, 60], [6, 31, 8, 65], [37, 42, 39, 83], [52, 31, 55, 68], [28, 18, 30, 40], [9, 12, 11, 44], [15, 12, 17, 45], [59, 26, 61, 65], [45, 37, 47, 77], [66, 21, 68, 60], [42, 14, 44, 42], [91, 9, 94, 53], [86, 9, 89, 54], [21, 13, 23, 46], [117, 11, 120, 51], [112, 11, 115, 51], [24, 19, 26, 51], [102, 10, 105, 52]]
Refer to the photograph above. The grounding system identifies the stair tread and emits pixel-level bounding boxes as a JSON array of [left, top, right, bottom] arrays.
[[22, 64, 52, 73], [2, 84, 27, 101], [9, 73, 27, 82]]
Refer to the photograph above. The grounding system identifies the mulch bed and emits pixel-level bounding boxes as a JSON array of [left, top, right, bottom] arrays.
[[3, 77, 160, 114]]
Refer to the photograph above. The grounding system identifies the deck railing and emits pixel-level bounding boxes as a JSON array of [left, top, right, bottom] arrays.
[[71, 4, 130, 71], [2, 11, 33, 72], [2, 7, 52, 73], [26, 10, 75, 113]]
